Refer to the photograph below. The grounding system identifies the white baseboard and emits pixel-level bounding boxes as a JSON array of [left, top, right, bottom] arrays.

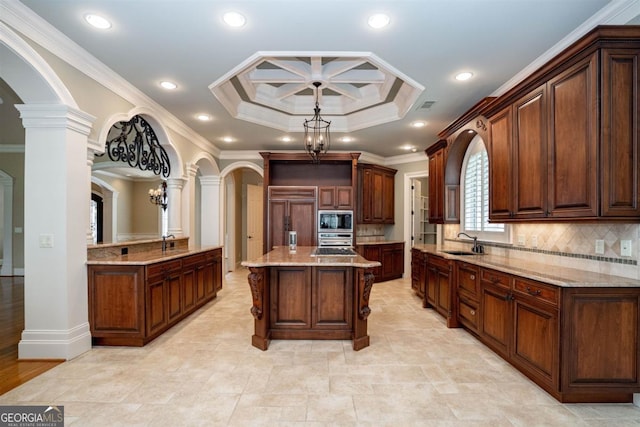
[[18, 322, 91, 360]]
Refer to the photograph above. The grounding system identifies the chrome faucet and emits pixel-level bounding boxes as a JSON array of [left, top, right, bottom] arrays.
[[457, 232, 484, 254], [162, 234, 175, 252]]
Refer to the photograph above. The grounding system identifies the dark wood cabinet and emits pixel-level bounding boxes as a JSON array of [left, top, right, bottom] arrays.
[[484, 27, 640, 222], [88, 248, 223, 346], [318, 186, 353, 210], [411, 248, 426, 299], [267, 186, 317, 250], [425, 254, 456, 327], [357, 163, 397, 224], [356, 242, 404, 283], [425, 141, 446, 224], [269, 265, 353, 336], [456, 261, 480, 333]]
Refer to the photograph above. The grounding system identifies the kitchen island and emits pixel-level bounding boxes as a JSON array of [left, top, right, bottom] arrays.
[[241, 246, 381, 351], [87, 244, 223, 346]]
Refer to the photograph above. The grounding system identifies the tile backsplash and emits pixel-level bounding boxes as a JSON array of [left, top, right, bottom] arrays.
[[443, 223, 640, 280]]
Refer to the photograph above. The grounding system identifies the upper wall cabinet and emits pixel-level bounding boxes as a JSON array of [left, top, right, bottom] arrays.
[[425, 140, 447, 224], [484, 25, 640, 221], [357, 163, 397, 224]]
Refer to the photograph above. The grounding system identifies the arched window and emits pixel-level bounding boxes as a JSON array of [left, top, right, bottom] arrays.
[[460, 136, 509, 243]]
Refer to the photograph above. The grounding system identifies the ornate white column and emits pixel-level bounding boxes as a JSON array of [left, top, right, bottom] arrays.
[[166, 177, 184, 237], [17, 104, 95, 360], [199, 175, 221, 246]]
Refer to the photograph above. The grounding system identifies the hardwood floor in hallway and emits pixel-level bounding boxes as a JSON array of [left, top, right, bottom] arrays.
[[0, 276, 62, 395]]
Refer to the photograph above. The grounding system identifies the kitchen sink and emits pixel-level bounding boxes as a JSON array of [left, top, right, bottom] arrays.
[[442, 250, 479, 256]]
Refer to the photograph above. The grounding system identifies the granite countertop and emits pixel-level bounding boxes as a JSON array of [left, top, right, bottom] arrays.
[[412, 244, 640, 288], [87, 245, 223, 266], [356, 238, 405, 245], [241, 246, 381, 268]]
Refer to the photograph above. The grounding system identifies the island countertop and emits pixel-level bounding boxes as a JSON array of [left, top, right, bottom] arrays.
[[87, 245, 223, 266], [412, 244, 640, 288], [241, 246, 381, 268]]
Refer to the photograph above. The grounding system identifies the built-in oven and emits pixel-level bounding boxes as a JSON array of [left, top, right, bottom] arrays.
[[318, 210, 353, 233], [318, 232, 353, 247]]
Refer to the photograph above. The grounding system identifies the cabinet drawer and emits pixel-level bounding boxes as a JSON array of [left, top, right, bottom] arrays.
[[480, 268, 511, 290], [514, 278, 559, 307], [458, 297, 479, 331], [147, 259, 182, 278], [427, 254, 449, 270], [457, 262, 479, 298], [183, 253, 207, 268]]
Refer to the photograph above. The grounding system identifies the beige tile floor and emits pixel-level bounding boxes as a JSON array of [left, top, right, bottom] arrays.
[[2, 269, 640, 426]]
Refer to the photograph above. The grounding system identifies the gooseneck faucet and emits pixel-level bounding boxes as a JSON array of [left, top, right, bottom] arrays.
[[162, 234, 175, 252], [457, 232, 484, 253]]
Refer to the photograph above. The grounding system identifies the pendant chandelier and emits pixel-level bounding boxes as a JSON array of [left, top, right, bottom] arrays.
[[303, 82, 331, 163]]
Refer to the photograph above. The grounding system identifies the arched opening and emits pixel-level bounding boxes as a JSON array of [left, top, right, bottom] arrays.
[[219, 162, 264, 272]]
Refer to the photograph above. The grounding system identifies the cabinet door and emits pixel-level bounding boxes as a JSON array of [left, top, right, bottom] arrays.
[[601, 48, 640, 217], [270, 267, 312, 329], [435, 267, 451, 317], [457, 262, 479, 300], [212, 250, 223, 292], [203, 261, 215, 298], [428, 149, 444, 223], [512, 298, 559, 389], [182, 267, 197, 313], [371, 170, 384, 222], [382, 173, 395, 223], [547, 53, 598, 217], [335, 186, 354, 209], [411, 249, 422, 295], [146, 275, 167, 336], [289, 199, 316, 246], [268, 199, 288, 249], [488, 105, 514, 220], [480, 282, 511, 357], [426, 266, 438, 308], [318, 186, 337, 210], [513, 85, 547, 218], [359, 168, 373, 223], [312, 267, 352, 329], [166, 272, 182, 323]]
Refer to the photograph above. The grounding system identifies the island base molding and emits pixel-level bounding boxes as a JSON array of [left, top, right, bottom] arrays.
[[247, 265, 375, 351]]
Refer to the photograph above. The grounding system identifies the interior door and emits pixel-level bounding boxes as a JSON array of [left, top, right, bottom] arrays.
[[247, 184, 263, 259]]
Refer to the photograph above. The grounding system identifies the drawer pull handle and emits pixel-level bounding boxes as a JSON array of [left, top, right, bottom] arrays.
[[526, 286, 541, 296], [469, 275, 475, 280], [470, 310, 476, 316]]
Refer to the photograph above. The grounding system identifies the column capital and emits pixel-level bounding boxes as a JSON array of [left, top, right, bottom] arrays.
[[199, 176, 222, 186], [15, 104, 95, 136], [185, 163, 199, 177]]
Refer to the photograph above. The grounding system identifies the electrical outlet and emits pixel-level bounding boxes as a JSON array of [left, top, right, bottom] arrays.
[[621, 240, 632, 257], [531, 235, 538, 248], [517, 234, 525, 246], [595, 240, 605, 254]]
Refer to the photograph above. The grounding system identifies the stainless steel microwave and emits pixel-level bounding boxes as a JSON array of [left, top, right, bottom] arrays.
[[318, 210, 353, 232]]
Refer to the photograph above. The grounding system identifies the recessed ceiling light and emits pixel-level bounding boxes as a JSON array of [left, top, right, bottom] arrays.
[[223, 11, 246, 27], [85, 14, 111, 29], [368, 13, 390, 29], [281, 136, 292, 142], [196, 114, 211, 121], [340, 137, 353, 143], [401, 145, 416, 151], [160, 81, 177, 90], [455, 72, 474, 81], [222, 136, 234, 143], [411, 121, 427, 128]]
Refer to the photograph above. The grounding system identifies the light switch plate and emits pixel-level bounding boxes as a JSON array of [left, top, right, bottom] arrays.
[[39, 234, 54, 248], [531, 235, 538, 248], [517, 234, 525, 246], [621, 240, 632, 257], [595, 240, 605, 254]]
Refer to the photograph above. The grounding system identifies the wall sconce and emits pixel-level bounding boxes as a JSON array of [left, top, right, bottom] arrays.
[[149, 181, 167, 210]]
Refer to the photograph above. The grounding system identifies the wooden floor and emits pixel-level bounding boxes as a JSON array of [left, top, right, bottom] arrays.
[[0, 276, 63, 395]]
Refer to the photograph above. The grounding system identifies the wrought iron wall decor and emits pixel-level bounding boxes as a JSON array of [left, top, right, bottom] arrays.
[[99, 115, 171, 178]]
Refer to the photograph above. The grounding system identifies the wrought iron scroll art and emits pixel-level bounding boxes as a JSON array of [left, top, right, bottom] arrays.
[[99, 115, 171, 178]]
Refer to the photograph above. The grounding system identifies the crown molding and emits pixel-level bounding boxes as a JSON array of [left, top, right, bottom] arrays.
[[492, 0, 640, 97], [1, 0, 220, 157]]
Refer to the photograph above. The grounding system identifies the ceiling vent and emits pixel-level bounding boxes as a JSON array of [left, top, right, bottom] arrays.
[[417, 100, 436, 110]]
